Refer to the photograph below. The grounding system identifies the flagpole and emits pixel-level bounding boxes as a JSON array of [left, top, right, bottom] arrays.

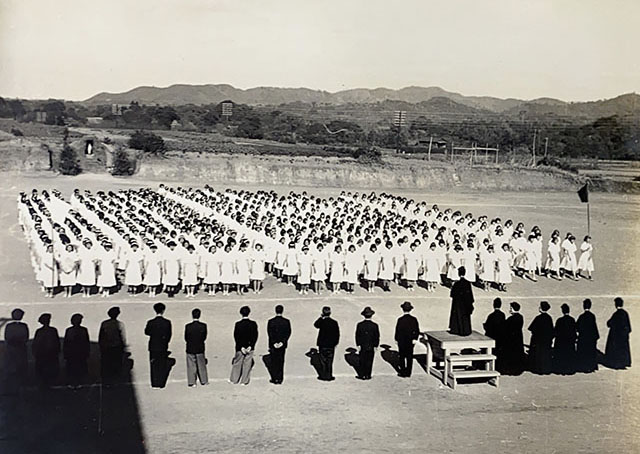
[[587, 201, 590, 236]]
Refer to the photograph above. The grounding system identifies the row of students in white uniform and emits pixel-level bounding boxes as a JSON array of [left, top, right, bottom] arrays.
[[19, 187, 594, 298]]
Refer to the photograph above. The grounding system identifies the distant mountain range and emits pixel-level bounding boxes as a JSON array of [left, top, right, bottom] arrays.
[[83, 84, 640, 118]]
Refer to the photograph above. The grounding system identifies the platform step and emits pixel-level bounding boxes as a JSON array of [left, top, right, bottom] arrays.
[[446, 354, 496, 362], [449, 370, 500, 379]]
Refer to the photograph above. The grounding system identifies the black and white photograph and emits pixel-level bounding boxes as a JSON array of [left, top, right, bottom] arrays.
[[0, 1, 638, 453]]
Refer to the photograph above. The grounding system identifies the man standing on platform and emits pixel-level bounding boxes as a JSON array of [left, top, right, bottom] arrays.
[[185, 308, 208, 387], [267, 304, 291, 384], [394, 301, 420, 378], [449, 266, 475, 336], [314, 306, 340, 381], [355, 306, 379, 380], [145, 302, 172, 388]]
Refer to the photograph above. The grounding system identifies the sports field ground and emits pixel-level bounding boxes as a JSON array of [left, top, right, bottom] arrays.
[[1, 172, 639, 454]]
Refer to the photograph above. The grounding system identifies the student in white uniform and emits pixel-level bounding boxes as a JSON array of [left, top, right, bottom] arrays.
[[524, 235, 538, 282], [97, 242, 117, 297], [220, 244, 235, 296], [462, 240, 478, 284], [163, 241, 181, 297], [478, 244, 497, 291], [378, 241, 395, 292], [496, 243, 513, 292], [329, 244, 344, 293], [58, 243, 79, 298], [343, 244, 363, 294], [123, 242, 144, 296], [311, 243, 327, 295], [77, 239, 98, 298], [422, 242, 441, 292], [282, 243, 298, 287], [363, 243, 381, 293], [577, 235, 594, 280], [297, 246, 313, 295], [143, 244, 163, 297], [560, 235, 578, 280], [546, 236, 562, 280], [41, 243, 58, 298], [403, 242, 421, 292], [204, 245, 221, 295], [249, 243, 266, 294]]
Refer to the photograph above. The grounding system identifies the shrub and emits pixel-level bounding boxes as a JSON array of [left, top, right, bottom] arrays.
[[59, 143, 82, 175], [10, 127, 23, 137], [111, 149, 135, 176], [128, 130, 167, 155], [351, 146, 382, 164]]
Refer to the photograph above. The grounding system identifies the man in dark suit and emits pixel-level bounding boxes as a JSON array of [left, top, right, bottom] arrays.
[[394, 301, 420, 377], [314, 306, 340, 381], [449, 266, 475, 336], [230, 306, 258, 385], [267, 304, 291, 384], [355, 306, 379, 380], [99, 306, 127, 385], [144, 302, 172, 388], [185, 308, 208, 387]]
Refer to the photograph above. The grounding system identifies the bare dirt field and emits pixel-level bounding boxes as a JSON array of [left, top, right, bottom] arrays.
[[1, 171, 639, 454]]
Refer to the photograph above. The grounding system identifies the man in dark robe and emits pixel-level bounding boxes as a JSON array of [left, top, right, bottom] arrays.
[[4, 308, 29, 390], [499, 302, 526, 375], [355, 306, 380, 380], [604, 297, 632, 369], [576, 299, 599, 373], [267, 305, 291, 385], [528, 301, 554, 375], [145, 302, 172, 388], [99, 306, 127, 384], [314, 306, 340, 381], [553, 303, 577, 375], [483, 297, 505, 341], [63, 313, 90, 388], [394, 301, 420, 377], [449, 267, 474, 336], [32, 313, 60, 387]]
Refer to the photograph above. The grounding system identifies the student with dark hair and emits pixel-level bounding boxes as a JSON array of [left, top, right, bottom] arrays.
[[63, 313, 90, 389], [267, 304, 291, 384], [230, 306, 258, 385], [528, 301, 554, 375], [576, 299, 599, 373], [553, 303, 577, 375], [145, 302, 172, 388], [32, 313, 60, 387], [604, 297, 632, 369], [185, 308, 208, 387], [499, 302, 526, 375]]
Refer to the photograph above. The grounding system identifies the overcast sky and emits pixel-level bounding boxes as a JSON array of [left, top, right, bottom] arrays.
[[1, 0, 638, 102]]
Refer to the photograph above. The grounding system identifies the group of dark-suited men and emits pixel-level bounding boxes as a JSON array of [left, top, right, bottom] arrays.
[[483, 297, 632, 375], [2, 293, 631, 390]]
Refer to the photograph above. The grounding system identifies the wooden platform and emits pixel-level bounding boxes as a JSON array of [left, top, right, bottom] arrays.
[[421, 330, 500, 389]]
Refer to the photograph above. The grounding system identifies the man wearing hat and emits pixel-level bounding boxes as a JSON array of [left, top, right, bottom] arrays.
[[4, 308, 29, 389], [355, 306, 379, 380], [314, 306, 340, 381], [394, 302, 420, 377]]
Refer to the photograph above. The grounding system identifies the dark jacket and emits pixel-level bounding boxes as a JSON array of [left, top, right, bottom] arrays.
[[267, 316, 292, 349], [5, 321, 29, 351], [234, 318, 258, 351], [314, 316, 340, 348], [356, 319, 380, 351], [33, 326, 60, 359], [605, 308, 632, 369], [98, 319, 126, 351], [528, 312, 554, 374], [395, 314, 420, 347], [483, 310, 505, 341], [185, 320, 207, 354], [145, 316, 172, 352], [63, 325, 90, 361], [449, 278, 475, 336]]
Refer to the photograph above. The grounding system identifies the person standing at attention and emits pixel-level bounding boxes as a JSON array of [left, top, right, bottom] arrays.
[[145, 302, 172, 388], [355, 306, 379, 380], [394, 301, 420, 378], [185, 308, 209, 387], [449, 266, 475, 336], [314, 306, 340, 381], [267, 304, 292, 384], [230, 305, 258, 385]]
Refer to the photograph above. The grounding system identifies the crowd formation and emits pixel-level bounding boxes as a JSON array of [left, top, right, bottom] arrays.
[[2, 297, 631, 390], [18, 186, 595, 298]]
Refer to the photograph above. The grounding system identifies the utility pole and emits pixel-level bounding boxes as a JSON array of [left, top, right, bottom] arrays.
[[393, 111, 406, 153], [532, 129, 537, 167], [544, 137, 549, 158]]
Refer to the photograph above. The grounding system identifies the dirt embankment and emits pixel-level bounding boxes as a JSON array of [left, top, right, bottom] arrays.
[[136, 153, 606, 192]]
